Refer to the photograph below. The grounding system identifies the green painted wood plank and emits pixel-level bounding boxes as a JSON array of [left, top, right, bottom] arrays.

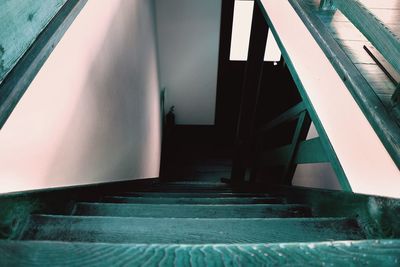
[[329, 21, 369, 41], [273, 185, 400, 238], [21, 215, 364, 243], [261, 138, 329, 165], [295, 138, 329, 163], [289, 0, 400, 171], [1, 240, 400, 266], [119, 192, 271, 198], [355, 63, 397, 96], [359, 0, 400, 9], [73, 203, 312, 218], [102, 196, 285, 204], [0, 0, 88, 129], [282, 111, 312, 184], [338, 40, 375, 64], [366, 9, 400, 32], [0, 0, 68, 82], [333, 0, 400, 73], [258, 102, 306, 133]]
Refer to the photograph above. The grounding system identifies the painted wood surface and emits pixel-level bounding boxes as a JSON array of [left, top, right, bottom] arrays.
[[281, 0, 400, 196], [2, 178, 400, 265], [0, 0, 87, 130], [21, 215, 364, 243], [306, 0, 400, 115], [103, 196, 284, 204], [333, 0, 400, 74], [1, 240, 400, 266], [0, 0, 67, 83], [73, 203, 312, 218], [294, 0, 400, 170]]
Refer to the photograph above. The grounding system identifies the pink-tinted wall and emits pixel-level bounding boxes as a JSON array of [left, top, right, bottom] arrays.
[[0, 0, 161, 193]]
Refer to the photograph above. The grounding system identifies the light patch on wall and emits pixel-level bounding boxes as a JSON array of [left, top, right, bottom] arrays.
[[264, 28, 281, 62], [229, 0, 254, 61]]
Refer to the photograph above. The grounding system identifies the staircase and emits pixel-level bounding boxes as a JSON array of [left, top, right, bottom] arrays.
[[1, 179, 400, 265]]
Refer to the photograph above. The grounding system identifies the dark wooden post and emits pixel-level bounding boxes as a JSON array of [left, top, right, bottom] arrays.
[[230, 1, 269, 183]]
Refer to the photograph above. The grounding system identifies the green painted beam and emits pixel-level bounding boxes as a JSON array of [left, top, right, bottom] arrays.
[[295, 138, 329, 163], [21, 215, 364, 243], [261, 137, 329, 166], [258, 0, 352, 191], [258, 102, 306, 133], [0, 0, 87, 129], [0, 0, 67, 81], [73, 203, 312, 218], [332, 0, 400, 74], [290, 0, 400, 169], [119, 192, 270, 198], [1, 240, 400, 266], [282, 111, 312, 184]]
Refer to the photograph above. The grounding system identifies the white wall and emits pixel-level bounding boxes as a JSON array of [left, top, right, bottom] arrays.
[[0, 0, 161, 193], [155, 0, 222, 125]]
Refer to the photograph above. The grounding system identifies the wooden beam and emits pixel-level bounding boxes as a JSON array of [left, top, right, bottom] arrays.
[[260, 137, 329, 166], [289, 0, 400, 171], [258, 102, 306, 133], [231, 1, 269, 182], [260, 0, 400, 197], [282, 111, 311, 185], [0, 0, 88, 129]]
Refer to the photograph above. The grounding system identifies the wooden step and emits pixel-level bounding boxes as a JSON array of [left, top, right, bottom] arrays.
[[21, 215, 364, 243], [118, 192, 272, 198], [2, 240, 399, 266], [73, 203, 312, 218], [102, 196, 285, 204]]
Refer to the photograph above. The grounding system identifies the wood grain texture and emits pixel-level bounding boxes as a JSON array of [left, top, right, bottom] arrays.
[[0, 0, 87, 129], [291, 0, 400, 169], [21, 216, 364, 243], [73, 203, 312, 218], [102, 196, 285, 204], [0, 0, 67, 82], [118, 192, 271, 198], [2, 240, 399, 266]]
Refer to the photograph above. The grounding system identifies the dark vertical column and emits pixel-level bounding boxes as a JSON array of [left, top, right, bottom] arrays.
[[230, 1, 269, 183], [215, 0, 246, 145]]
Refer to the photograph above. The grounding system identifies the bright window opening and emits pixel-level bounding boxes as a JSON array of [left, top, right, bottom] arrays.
[[229, 0, 254, 61], [229, 1, 281, 63]]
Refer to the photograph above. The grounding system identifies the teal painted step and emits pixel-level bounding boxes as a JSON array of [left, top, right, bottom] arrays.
[[121, 182, 254, 193], [73, 203, 312, 218], [21, 216, 364, 243], [119, 192, 272, 198], [1, 240, 400, 266], [102, 196, 285, 204]]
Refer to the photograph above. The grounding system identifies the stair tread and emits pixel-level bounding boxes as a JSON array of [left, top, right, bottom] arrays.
[[102, 196, 285, 204], [2, 240, 399, 266], [21, 215, 364, 244], [118, 192, 272, 198], [73, 203, 312, 218]]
